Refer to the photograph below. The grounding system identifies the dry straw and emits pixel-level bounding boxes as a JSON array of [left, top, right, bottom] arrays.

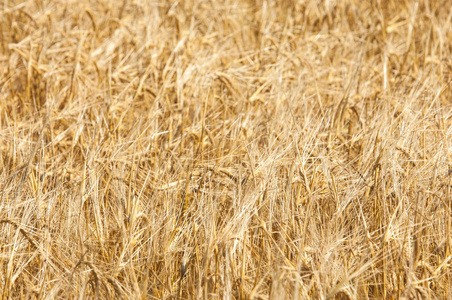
[[1, 0, 452, 299]]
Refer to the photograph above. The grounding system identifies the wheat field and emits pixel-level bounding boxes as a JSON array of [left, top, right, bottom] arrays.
[[0, 0, 452, 299]]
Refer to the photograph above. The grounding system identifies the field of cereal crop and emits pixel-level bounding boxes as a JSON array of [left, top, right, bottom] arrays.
[[1, 0, 452, 298]]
